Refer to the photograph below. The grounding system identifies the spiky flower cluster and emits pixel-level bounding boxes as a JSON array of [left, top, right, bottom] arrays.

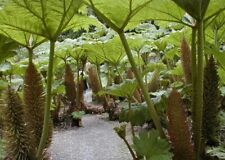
[[203, 56, 220, 146], [4, 87, 35, 160], [24, 63, 45, 148], [181, 38, 192, 84], [3, 63, 53, 160], [168, 89, 195, 160], [64, 64, 77, 113]]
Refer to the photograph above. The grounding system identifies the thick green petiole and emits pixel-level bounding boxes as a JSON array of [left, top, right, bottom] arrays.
[[76, 60, 81, 109], [194, 20, 204, 160], [36, 40, 55, 159], [118, 32, 165, 138], [27, 48, 33, 64], [191, 27, 197, 113]]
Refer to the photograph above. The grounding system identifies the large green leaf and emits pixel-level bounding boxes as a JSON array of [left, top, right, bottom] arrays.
[[85, 37, 126, 65], [55, 45, 73, 60], [84, 0, 188, 30], [171, 0, 210, 20], [205, 0, 225, 22], [119, 103, 151, 126], [84, 0, 159, 30], [0, 0, 82, 39], [102, 38, 125, 65], [84, 36, 143, 65], [134, 0, 185, 25], [0, 35, 18, 63], [70, 46, 87, 60], [133, 130, 173, 160], [164, 28, 192, 47], [205, 44, 225, 70], [69, 14, 103, 31], [99, 79, 138, 98], [127, 37, 145, 51], [205, 11, 225, 44], [0, 28, 45, 48], [85, 42, 106, 64], [86, 0, 151, 29], [0, 2, 103, 47], [85, 0, 225, 31]]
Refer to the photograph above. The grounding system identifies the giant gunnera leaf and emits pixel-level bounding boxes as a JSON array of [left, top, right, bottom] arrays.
[[133, 130, 173, 160], [119, 103, 151, 126], [98, 79, 138, 98]]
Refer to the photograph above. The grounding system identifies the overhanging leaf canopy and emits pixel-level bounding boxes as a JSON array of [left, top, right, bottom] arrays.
[[0, 0, 82, 40], [84, 0, 157, 31], [84, 37, 126, 65], [170, 0, 225, 23], [0, 29, 45, 48], [134, 0, 185, 24], [205, 0, 225, 22], [84, 0, 225, 31], [171, 0, 210, 20]]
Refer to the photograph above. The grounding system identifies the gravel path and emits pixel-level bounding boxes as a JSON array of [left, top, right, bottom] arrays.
[[50, 114, 132, 160]]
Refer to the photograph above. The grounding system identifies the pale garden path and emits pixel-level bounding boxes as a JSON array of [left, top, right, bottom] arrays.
[[50, 114, 132, 160]]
